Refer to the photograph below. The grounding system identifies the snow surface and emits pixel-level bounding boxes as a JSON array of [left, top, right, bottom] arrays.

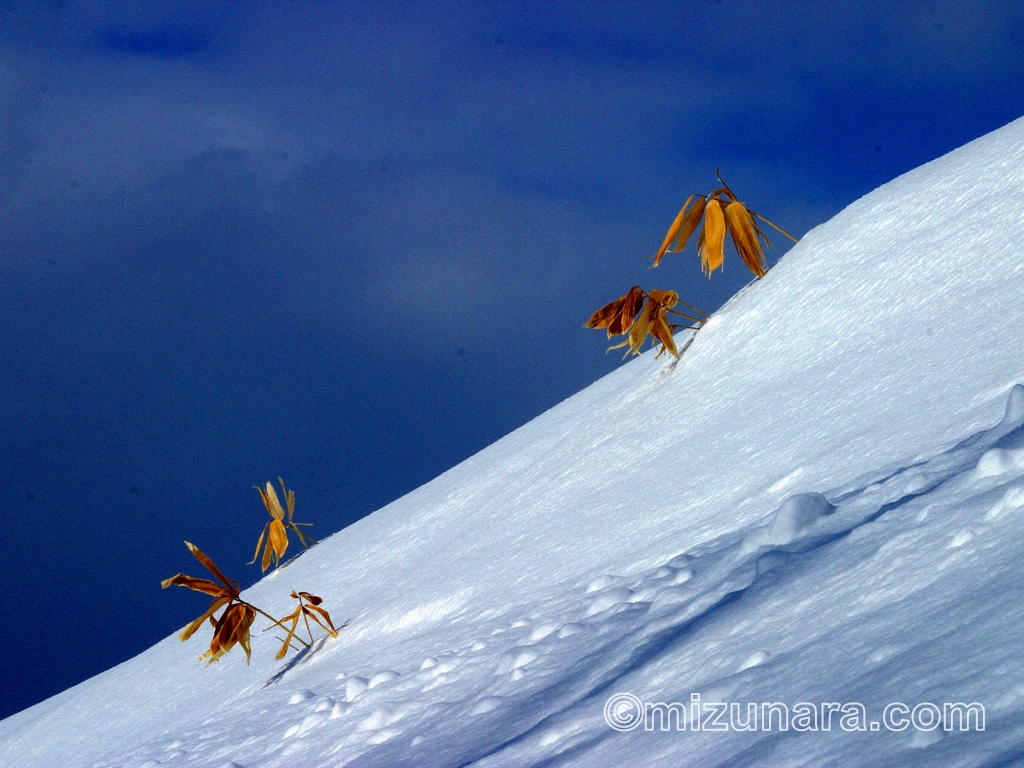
[[4, 116, 1024, 767]]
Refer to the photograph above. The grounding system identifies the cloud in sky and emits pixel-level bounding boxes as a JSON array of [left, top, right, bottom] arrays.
[[3, 0, 1024, 721]]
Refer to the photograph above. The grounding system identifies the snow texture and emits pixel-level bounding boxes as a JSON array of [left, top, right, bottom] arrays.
[[4, 115, 1024, 767]]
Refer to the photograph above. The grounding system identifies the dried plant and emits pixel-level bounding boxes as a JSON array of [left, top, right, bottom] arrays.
[[652, 171, 798, 277], [162, 541, 261, 664], [586, 286, 709, 359], [250, 477, 318, 572], [162, 542, 325, 664], [271, 591, 340, 660]]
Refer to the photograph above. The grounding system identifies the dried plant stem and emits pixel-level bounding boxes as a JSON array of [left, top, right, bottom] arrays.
[[301, 606, 314, 643], [666, 308, 707, 324], [753, 212, 799, 243], [248, 603, 311, 649], [675, 301, 710, 319], [271, 635, 307, 654]]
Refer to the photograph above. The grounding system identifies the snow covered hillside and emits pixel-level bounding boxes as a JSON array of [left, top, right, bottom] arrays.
[[4, 116, 1024, 767]]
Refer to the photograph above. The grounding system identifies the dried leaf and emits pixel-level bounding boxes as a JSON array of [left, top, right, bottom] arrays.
[[652, 195, 693, 266], [184, 541, 238, 593], [608, 286, 645, 336], [699, 198, 726, 275], [280, 477, 296, 522], [624, 300, 655, 356], [645, 288, 678, 308], [161, 573, 233, 599], [302, 602, 339, 637], [724, 201, 766, 278], [648, 313, 679, 359], [257, 482, 286, 521], [248, 523, 268, 567], [268, 519, 289, 566], [274, 608, 302, 660], [179, 597, 229, 642], [236, 605, 256, 663], [653, 196, 709, 267], [585, 286, 644, 337], [670, 196, 706, 254], [200, 602, 254, 665]]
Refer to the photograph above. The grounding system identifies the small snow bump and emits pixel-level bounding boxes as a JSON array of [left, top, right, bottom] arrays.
[[767, 493, 835, 545], [471, 640, 488, 651], [427, 661, 456, 677], [1001, 383, 1024, 425], [368, 671, 400, 689], [949, 529, 975, 548], [344, 677, 369, 702], [586, 575, 616, 593], [672, 568, 693, 585], [419, 657, 439, 670], [410, 735, 425, 746], [539, 730, 563, 746], [985, 485, 1024, 520], [313, 697, 335, 712], [283, 724, 301, 739], [902, 473, 929, 494], [359, 704, 407, 731], [667, 554, 693, 568], [288, 689, 316, 704], [297, 713, 328, 736], [511, 618, 530, 628], [470, 696, 502, 715], [329, 702, 351, 719], [510, 668, 526, 681], [557, 623, 583, 638], [737, 650, 770, 671], [529, 622, 558, 642], [586, 587, 634, 616], [367, 729, 398, 744], [974, 448, 1024, 478], [868, 645, 901, 664], [497, 647, 542, 674]]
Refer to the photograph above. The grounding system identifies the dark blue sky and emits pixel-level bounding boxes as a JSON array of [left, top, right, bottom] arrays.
[[3, 1, 1024, 720]]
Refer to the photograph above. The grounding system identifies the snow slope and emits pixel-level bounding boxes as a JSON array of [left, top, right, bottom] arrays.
[[4, 116, 1024, 767]]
